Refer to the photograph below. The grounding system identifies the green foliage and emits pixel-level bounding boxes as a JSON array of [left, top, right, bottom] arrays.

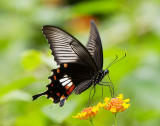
[[71, 1, 121, 15], [21, 50, 42, 71], [0, 0, 160, 126], [42, 101, 77, 123]]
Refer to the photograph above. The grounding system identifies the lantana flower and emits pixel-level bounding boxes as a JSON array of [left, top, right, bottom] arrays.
[[103, 94, 130, 114], [72, 106, 99, 120], [73, 94, 130, 126]]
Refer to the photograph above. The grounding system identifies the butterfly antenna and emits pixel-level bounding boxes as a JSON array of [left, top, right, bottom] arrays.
[[107, 53, 126, 70], [106, 55, 118, 70]]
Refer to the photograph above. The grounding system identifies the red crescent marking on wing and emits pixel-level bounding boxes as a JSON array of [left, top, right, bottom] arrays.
[[66, 85, 75, 95], [65, 85, 69, 90]]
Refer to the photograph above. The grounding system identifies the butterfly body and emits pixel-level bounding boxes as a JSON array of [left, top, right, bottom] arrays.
[[92, 70, 109, 84], [32, 20, 110, 107]]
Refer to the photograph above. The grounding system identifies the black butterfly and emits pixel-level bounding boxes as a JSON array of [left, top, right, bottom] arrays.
[[32, 20, 116, 107]]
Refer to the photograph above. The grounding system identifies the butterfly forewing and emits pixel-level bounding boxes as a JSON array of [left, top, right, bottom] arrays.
[[42, 25, 98, 72], [87, 20, 103, 70], [70, 41, 98, 72], [42, 26, 82, 65]]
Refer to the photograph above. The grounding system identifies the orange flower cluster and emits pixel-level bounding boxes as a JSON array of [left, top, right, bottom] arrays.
[[73, 94, 130, 120], [72, 106, 99, 120], [103, 94, 130, 114]]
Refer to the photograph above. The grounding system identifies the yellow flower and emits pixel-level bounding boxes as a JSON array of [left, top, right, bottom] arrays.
[[117, 94, 123, 100], [73, 94, 130, 120], [123, 99, 130, 102], [72, 106, 99, 120], [104, 97, 110, 102], [103, 94, 130, 114], [122, 102, 130, 109], [96, 102, 103, 108]]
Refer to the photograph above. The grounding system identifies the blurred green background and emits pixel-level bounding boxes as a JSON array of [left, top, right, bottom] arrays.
[[0, 0, 160, 126]]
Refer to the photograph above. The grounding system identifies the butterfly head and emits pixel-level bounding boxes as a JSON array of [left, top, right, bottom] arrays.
[[104, 69, 109, 75]]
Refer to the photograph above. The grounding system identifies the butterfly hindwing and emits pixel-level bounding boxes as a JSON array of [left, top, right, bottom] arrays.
[[74, 80, 92, 95], [32, 63, 94, 106]]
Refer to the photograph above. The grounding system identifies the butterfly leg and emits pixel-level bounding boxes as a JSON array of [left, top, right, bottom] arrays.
[[99, 82, 115, 98], [90, 85, 96, 105], [107, 74, 115, 97], [87, 85, 96, 107], [98, 83, 112, 97], [101, 85, 103, 103]]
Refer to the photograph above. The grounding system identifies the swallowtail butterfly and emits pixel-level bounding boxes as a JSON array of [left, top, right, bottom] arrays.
[[32, 20, 116, 107]]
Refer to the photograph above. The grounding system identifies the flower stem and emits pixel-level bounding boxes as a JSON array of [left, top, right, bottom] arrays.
[[90, 119, 95, 126], [115, 113, 117, 126]]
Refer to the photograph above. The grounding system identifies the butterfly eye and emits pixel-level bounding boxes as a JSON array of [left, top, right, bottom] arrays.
[[104, 70, 109, 75]]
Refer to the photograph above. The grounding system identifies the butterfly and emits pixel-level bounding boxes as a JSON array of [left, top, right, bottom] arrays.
[[32, 20, 116, 107]]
